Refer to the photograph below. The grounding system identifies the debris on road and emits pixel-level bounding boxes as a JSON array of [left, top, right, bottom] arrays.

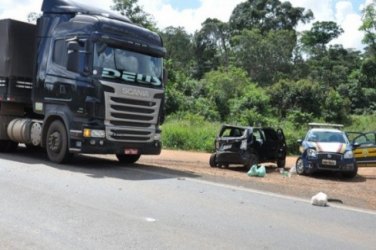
[[247, 165, 266, 177], [311, 192, 328, 207]]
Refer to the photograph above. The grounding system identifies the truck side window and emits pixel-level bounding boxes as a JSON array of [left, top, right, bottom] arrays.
[[53, 39, 67, 67]]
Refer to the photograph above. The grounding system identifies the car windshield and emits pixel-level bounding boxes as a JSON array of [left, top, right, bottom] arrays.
[[93, 42, 163, 87], [307, 131, 347, 143]]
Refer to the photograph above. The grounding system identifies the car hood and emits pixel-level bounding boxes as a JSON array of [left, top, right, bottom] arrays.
[[304, 142, 348, 154]]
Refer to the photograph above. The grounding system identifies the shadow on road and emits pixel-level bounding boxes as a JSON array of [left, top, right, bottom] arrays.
[[0, 147, 201, 181], [309, 172, 367, 183], [218, 164, 368, 183]]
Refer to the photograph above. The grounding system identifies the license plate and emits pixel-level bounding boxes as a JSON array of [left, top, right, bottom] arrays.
[[222, 145, 232, 150], [322, 159, 336, 166], [124, 149, 139, 155]]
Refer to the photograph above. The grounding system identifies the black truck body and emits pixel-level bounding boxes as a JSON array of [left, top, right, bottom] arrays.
[[0, 0, 166, 163]]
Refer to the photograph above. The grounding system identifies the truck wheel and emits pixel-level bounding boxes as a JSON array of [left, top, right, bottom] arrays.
[[296, 157, 305, 175], [46, 120, 71, 164], [116, 154, 141, 164], [209, 153, 218, 168], [0, 140, 18, 152]]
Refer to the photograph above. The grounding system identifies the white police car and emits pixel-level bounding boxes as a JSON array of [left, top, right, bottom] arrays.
[[296, 123, 358, 178]]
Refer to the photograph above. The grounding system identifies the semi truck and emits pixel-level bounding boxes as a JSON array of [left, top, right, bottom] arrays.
[[0, 0, 167, 163]]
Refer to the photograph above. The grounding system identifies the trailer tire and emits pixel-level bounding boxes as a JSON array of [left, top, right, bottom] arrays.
[[116, 154, 141, 164], [46, 120, 71, 164]]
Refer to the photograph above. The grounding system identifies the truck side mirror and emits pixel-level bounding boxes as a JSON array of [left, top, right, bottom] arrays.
[[352, 142, 360, 149], [297, 139, 303, 145]]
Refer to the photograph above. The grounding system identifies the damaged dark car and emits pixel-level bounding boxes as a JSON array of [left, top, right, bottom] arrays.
[[209, 125, 287, 169]]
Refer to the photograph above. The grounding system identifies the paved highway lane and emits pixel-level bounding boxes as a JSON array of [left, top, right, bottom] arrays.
[[0, 151, 375, 250]]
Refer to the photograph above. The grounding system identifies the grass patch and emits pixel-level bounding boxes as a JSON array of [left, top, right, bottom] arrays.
[[161, 114, 375, 154], [162, 114, 220, 152]]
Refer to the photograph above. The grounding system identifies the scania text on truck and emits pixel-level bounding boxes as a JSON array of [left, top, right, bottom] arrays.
[[0, 0, 167, 163]]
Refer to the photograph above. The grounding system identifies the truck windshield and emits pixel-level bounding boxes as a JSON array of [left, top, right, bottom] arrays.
[[94, 43, 163, 87]]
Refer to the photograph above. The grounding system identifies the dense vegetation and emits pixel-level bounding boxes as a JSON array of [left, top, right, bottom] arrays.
[[112, 0, 376, 153]]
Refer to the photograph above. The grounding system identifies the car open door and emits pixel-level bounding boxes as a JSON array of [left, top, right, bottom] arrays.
[[350, 132, 376, 167]]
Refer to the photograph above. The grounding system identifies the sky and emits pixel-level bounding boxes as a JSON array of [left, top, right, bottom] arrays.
[[0, 0, 374, 50]]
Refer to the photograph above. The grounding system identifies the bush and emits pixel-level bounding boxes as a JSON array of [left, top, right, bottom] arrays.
[[162, 114, 220, 152]]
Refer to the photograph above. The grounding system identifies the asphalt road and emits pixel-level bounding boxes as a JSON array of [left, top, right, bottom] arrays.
[[0, 150, 375, 250]]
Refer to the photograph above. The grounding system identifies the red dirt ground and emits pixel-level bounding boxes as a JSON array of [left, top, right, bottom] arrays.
[[139, 150, 376, 211]]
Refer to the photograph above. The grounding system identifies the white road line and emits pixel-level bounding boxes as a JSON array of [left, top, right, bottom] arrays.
[[129, 167, 376, 216]]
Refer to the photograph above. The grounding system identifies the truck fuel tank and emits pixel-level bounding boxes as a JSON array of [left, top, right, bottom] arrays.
[[7, 118, 42, 146]]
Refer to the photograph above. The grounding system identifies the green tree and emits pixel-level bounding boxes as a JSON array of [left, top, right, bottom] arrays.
[[301, 21, 344, 57], [193, 18, 231, 78], [360, 1, 376, 56], [360, 58, 376, 88], [161, 26, 194, 76], [228, 84, 271, 125], [268, 79, 323, 118], [111, 0, 156, 30], [307, 45, 361, 88], [232, 29, 296, 85], [229, 0, 313, 34], [321, 89, 351, 124], [201, 67, 251, 121]]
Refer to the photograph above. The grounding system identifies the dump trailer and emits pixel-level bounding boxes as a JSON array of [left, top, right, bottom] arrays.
[[0, 0, 166, 163]]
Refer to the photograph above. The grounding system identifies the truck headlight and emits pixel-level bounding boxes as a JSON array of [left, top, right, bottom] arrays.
[[154, 133, 161, 141], [344, 150, 354, 159], [307, 148, 317, 158], [83, 129, 105, 138]]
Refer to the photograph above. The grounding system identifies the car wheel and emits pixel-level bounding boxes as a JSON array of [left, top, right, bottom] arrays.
[[46, 120, 72, 164], [116, 154, 141, 164], [296, 157, 306, 175], [209, 153, 218, 168], [342, 165, 358, 178]]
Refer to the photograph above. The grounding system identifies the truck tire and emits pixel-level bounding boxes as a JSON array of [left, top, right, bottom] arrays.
[[116, 154, 141, 164], [46, 120, 71, 164], [296, 157, 305, 175]]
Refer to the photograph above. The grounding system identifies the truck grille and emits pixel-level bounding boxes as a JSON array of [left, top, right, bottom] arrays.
[[101, 80, 163, 143]]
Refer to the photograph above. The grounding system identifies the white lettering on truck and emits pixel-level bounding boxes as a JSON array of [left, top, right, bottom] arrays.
[[102, 68, 161, 86]]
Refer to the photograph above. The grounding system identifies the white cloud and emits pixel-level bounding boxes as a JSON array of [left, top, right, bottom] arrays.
[[333, 1, 364, 50], [0, 0, 370, 50], [139, 0, 243, 33], [290, 0, 367, 50]]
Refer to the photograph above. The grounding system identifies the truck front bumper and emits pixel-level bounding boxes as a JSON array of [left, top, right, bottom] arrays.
[[69, 133, 161, 155]]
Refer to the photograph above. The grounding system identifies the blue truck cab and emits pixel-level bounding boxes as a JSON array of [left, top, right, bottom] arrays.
[[0, 0, 166, 163]]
